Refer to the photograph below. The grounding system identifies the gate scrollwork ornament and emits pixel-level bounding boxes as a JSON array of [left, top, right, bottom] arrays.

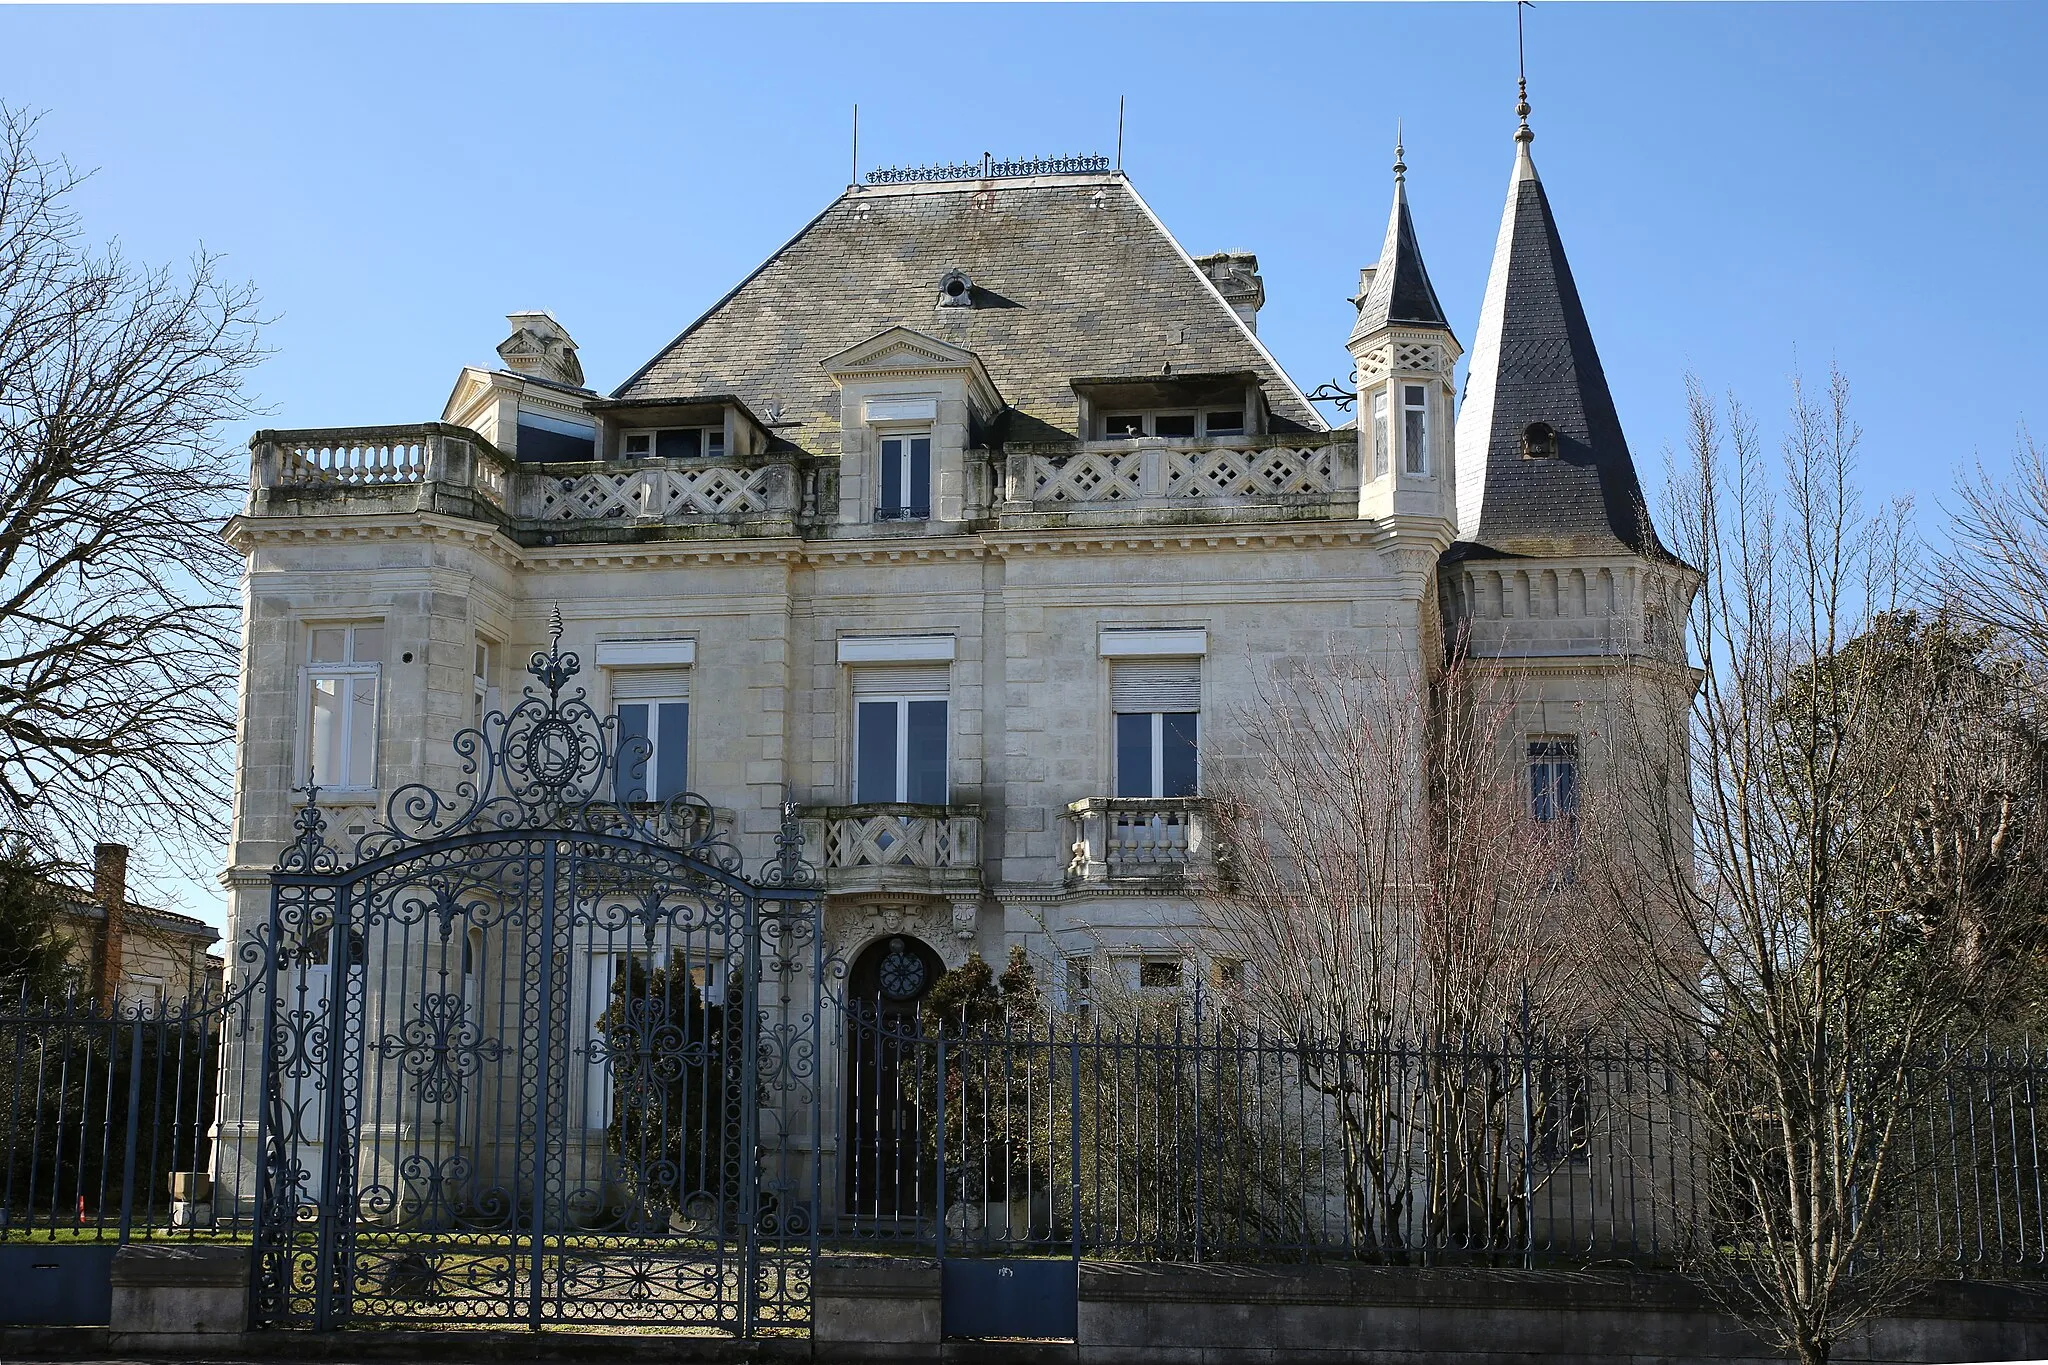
[[284, 606, 763, 870]]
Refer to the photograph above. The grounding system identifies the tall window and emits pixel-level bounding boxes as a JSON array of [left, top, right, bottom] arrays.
[[1112, 659, 1200, 798], [877, 433, 932, 521], [1402, 384, 1429, 475], [304, 624, 382, 790], [1529, 738, 1580, 825], [1371, 391, 1390, 480], [612, 668, 690, 803], [851, 665, 948, 803]]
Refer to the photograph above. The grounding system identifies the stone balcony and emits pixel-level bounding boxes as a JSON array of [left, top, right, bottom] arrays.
[[245, 423, 823, 543], [1064, 797, 1222, 889], [798, 804, 983, 899], [242, 424, 1362, 542]]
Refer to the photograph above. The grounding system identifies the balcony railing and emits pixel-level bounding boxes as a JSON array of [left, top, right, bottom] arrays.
[[1066, 797, 1220, 887], [1004, 435, 1357, 521], [247, 423, 815, 534], [798, 804, 983, 897]]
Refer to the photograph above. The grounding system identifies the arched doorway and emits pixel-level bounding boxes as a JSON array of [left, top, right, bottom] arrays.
[[843, 933, 945, 1222]]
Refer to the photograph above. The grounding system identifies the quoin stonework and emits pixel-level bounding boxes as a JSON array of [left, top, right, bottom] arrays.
[[222, 121, 1687, 1201]]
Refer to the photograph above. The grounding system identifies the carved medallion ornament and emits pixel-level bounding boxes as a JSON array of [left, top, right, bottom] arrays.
[[877, 937, 927, 1001]]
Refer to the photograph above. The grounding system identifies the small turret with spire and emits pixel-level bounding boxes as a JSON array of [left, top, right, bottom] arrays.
[[1349, 127, 1461, 534]]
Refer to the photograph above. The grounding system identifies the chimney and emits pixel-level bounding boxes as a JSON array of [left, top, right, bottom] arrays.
[[93, 843, 128, 1012], [1193, 252, 1265, 335], [495, 311, 586, 388]]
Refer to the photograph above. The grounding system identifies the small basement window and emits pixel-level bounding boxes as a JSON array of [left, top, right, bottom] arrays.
[[1139, 960, 1182, 990], [621, 427, 726, 460]]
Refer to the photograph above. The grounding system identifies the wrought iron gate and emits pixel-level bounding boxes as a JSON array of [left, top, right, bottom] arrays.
[[250, 623, 824, 1333]]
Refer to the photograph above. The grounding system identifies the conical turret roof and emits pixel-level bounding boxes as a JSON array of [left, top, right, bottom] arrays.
[[1353, 144, 1451, 338], [1450, 124, 1660, 560]]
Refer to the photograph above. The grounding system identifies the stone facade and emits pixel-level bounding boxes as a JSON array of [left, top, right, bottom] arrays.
[[218, 146, 1693, 1218]]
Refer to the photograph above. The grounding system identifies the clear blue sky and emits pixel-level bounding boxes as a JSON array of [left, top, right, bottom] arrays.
[[1, 2, 2040, 925]]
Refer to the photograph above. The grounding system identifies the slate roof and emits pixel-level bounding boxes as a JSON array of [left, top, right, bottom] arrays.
[[613, 174, 1322, 450], [1353, 170, 1451, 337], [1449, 140, 1662, 560]]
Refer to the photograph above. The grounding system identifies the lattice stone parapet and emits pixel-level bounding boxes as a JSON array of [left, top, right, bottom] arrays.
[[797, 803, 984, 899], [1006, 436, 1358, 519], [522, 462, 790, 522], [1065, 797, 1221, 888]]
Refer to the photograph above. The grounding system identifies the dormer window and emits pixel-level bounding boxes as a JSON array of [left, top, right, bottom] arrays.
[[1522, 421, 1558, 460], [937, 269, 974, 308], [622, 427, 726, 460], [1100, 409, 1245, 440]]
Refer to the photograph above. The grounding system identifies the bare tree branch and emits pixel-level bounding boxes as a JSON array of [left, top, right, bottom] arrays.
[[0, 103, 261, 879]]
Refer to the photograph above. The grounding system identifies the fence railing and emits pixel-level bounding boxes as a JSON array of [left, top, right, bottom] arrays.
[[830, 1012, 2048, 1274], [1, 990, 252, 1242]]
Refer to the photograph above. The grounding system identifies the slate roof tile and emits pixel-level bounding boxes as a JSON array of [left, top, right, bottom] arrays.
[[614, 175, 1321, 452]]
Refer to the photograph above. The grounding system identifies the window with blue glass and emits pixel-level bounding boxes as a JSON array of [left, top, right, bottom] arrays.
[[612, 669, 690, 802], [851, 665, 949, 804], [1529, 737, 1579, 825], [876, 432, 932, 521], [1111, 658, 1201, 798]]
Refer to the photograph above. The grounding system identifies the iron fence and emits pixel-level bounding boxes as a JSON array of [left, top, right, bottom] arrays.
[[7, 982, 2048, 1284], [1, 986, 251, 1242], [830, 1010, 2048, 1276]]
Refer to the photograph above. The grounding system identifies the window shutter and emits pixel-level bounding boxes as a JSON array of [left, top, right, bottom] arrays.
[[849, 663, 950, 698], [1111, 659, 1200, 712], [609, 668, 691, 702]]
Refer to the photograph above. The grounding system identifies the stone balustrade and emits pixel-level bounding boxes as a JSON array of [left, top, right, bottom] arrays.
[[245, 426, 1361, 537], [246, 423, 811, 534], [1065, 797, 1220, 887], [1003, 435, 1358, 522], [799, 804, 983, 898]]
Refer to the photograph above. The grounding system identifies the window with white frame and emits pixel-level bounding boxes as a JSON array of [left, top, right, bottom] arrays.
[[611, 668, 690, 803], [1112, 658, 1200, 798], [876, 432, 932, 521], [1402, 384, 1429, 475], [1529, 737, 1580, 825], [1101, 409, 1244, 440], [473, 639, 499, 730], [1371, 391, 1390, 480], [1060, 956, 1093, 1014], [303, 624, 383, 790], [621, 427, 725, 460], [851, 664, 948, 804]]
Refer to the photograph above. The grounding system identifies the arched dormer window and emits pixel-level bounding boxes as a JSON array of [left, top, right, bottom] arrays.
[[1522, 421, 1559, 460]]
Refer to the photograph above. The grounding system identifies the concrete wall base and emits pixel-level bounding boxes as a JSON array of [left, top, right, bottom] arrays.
[[814, 1255, 943, 1359], [107, 1243, 249, 1346]]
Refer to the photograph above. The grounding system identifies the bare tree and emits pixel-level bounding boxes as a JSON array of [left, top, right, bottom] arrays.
[[0, 104, 260, 873], [1594, 371, 2048, 1365], [1946, 427, 2048, 657], [1202, 648, 1600, 1255]]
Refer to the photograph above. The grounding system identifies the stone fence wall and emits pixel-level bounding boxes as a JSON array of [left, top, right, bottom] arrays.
[[815, 1257, 2048, 1365]]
